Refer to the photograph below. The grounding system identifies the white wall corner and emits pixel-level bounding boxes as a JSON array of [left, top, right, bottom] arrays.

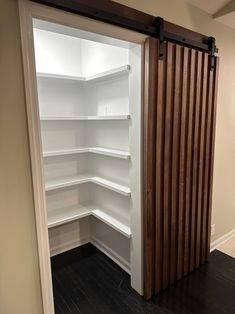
[[210, 228, 235, 252]]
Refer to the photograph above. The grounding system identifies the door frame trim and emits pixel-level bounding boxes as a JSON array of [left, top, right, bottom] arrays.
[[18, 1, 146, 313]]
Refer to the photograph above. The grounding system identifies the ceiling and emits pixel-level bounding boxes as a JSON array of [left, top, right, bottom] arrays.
[[187, 0, 235, 29]]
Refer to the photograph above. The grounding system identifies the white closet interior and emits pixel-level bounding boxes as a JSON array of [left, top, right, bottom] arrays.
[[33, 19, 143, 293]]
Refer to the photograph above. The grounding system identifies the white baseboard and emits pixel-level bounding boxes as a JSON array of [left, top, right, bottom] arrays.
[[210, 228, 235, 252], [50, 229, 235, 260], [50, 236, 131, 276], [50, 236, 90, 257], [91, 237, 130, 274], [50, 236, 130, 273]]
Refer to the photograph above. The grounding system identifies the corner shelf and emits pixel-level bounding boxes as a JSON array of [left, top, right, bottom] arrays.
[[45, 175, 89, 192], [47, 204, 131, 238], [47, 205, 91, 228], [90, 147, 130, 159], [45, 175, 131, 196], [37, 72, 85, 81], [87, 65, 130, 83], [92, 209, 131, 238], [92, 176, 130, 196], [40, 115, 130, 121], [43, 148, 89, 157], [43, 147, 130, 159], [37, 65, 130, 83]]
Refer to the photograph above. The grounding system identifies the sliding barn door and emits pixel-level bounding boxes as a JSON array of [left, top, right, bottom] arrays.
[[144, 37, 219, 299]]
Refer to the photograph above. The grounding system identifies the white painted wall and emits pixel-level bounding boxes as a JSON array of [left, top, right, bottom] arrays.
[[33, 29, 82, 77], [49, 218, 91, 256], [83, 76, 129, 116], [81, 40, 129, 76], [37, 75, 129, 117], [91, 217, 131, 273], [33, 28, 129, 78], [37, 78, 85, 117]]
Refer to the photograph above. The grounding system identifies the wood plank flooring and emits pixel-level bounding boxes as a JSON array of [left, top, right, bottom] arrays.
[[51, 244, 235, 314]]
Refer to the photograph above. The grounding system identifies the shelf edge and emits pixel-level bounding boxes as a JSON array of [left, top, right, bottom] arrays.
[[37, 65, 130, 82], [48, 207, 131, 237]]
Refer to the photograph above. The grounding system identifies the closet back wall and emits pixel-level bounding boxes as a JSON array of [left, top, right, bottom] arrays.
[[34, 29, 129, 77], [34, 27, 132, 259], [1, 0, 235, 313]]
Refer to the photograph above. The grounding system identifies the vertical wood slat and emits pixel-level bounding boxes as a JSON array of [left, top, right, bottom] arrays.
[[155, 41, 165, 294], [144, 37, 219, 299], [170, 44, 182, 284], [143, 37, 158, 299], [177, 47, 189, 280], [163, 42, 174, 288], [190, 51, 202, 272], [184, 49, 195, 276]]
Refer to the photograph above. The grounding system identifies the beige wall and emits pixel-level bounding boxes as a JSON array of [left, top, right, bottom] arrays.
[[0, 0, 234, 312], [0, 0, 43, 313], [114, 0, 235, 242]]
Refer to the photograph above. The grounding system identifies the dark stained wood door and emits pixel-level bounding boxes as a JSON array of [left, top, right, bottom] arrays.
[[144, 37, 219, 299]]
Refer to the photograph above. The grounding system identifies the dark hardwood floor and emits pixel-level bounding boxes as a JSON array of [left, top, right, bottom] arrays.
[[51, 244, 235, 314]]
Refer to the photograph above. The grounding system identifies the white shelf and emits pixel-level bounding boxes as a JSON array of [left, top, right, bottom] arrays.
[[40, 115, 130, 121], [47, 204, 131, 238], [37, 72, 85, 81], [43, 148, 89, 157], [45, 175, 89, 192], [92, 209, 131, 238], [43, 147, 130, 159], [45, 175, 131, 196], [37, 65, 130, 82], [90, 147, 130, 159], [87, 65, 130, 82], [91, 177, 130, 196], [48, 205, 91, 228]]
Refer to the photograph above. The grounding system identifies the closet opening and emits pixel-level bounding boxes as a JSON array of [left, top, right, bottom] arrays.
[[19, 1, 219, 310], [31, 15, 143, 305]]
